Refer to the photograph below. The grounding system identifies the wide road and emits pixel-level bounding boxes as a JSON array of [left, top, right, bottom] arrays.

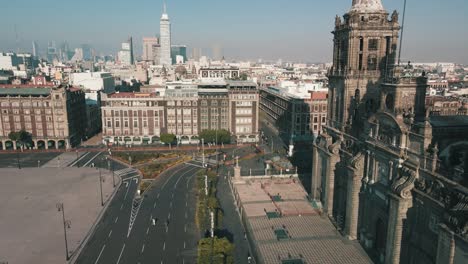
[[75, 156, 202, 264]]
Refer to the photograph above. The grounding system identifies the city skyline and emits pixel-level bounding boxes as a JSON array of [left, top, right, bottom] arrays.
[[1, 0, 467, 63]]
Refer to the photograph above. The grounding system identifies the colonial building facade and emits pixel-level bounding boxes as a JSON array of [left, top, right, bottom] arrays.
[[0, 86, 86, 150], [311, 1, 468, 264], [101, 80, 259, 145]]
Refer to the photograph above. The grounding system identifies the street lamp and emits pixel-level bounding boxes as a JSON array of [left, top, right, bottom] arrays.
[[16, 151, 21, 169], [98, 168, 104, 206], [56, 203, 71, 261]]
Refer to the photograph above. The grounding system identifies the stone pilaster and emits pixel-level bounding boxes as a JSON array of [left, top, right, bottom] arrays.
[[385, 194, 412, 264], [345, 152, 365, 240], [386, 167, 416, 264], [311, 144, 320, 201], [436, 224, 456, 264], [324, 141, 341, 216]]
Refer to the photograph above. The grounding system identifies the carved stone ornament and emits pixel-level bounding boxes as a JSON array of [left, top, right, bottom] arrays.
[[391, 167, 416, 199], [415, 176, 468, 237], [335, 15, 342, 27], [350, 152, 365, 170], [445, 193, 468, 238], [328, 141, 341, 155]]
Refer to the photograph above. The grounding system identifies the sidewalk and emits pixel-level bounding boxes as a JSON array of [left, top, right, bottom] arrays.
[[217, 165, 253, 264]]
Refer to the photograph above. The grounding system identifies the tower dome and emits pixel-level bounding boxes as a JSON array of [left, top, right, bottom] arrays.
[[350, 0, 385, 13]]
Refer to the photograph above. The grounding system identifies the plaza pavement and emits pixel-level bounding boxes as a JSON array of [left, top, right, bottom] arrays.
[[0, 167, 118, 264]]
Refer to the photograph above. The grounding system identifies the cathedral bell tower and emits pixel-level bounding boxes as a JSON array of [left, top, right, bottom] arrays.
[[328, 0, 400, 135]]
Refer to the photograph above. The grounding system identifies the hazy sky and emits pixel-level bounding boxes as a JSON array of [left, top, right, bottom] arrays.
[[1, 0, 467, 63]]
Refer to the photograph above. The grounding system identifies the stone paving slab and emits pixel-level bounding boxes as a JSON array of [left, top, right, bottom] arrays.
[[0, 167, 116, 264]]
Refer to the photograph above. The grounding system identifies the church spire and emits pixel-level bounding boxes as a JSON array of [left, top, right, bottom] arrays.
[[350, 0, 384, 13]]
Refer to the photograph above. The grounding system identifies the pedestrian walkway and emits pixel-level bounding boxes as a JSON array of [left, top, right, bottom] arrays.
[[114, 167, 138, 177], [41, 152, 81, 168]]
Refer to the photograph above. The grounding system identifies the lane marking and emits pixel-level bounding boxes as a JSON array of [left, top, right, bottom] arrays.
[[168, 212, 171, 220], [115, 216, 118, 223], [120, 204, 124, 210], [141, 244, 145, 253], [163, 242, 166, 251], [94, 244, 106, 264], [108, 230, 112, 238], [169, 202, 172, 208], [184, 241, 186, 249], [146, 227, 149, 235], [123, 179, 132, 200], [116, 243, 125, 264], [153, 202, 156, 208], [69, 152, 90, 167], [83, 151, 103, 167], [184, 224, 187, 233], [149, 214, 153, 221]]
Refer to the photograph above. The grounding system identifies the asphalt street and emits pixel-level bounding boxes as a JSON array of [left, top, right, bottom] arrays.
[[0, 152, 61, 168], [74, 153, 201, 264]]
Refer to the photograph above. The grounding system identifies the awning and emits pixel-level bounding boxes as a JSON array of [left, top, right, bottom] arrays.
[[124, 137, 132, 142]]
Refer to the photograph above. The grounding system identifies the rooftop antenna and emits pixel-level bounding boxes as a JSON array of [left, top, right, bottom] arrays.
[[397, 0, 407, 65], [14, 24, 20, 53], [163, 0, 167, 14]]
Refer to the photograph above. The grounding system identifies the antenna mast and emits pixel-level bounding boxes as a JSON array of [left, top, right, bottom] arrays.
[[397, 0, 407, 65], [14, 24, 20, 53]]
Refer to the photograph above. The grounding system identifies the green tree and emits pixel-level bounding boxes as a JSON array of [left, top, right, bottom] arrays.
[[160, 133, 176, 145], [197, 237, 234, 264], [199, 129, 231, 144], [8, 130, 32, 149]]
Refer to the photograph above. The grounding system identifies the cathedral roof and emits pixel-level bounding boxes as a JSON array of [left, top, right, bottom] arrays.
[[350, 0, 385, 13]]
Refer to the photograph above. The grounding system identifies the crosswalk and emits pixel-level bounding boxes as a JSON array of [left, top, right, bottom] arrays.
[[114, 168, 139, 177]]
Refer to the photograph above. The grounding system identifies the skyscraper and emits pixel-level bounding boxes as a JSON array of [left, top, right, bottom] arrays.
[[32, 41, 39, 57], [159, 3, 172, 66], [171, 45, 187, 64], [118, 37, 134, 66], [143, 37, 159, 62]]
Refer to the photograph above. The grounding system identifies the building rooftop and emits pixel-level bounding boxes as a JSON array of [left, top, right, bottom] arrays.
[[0, 87, 52, 96], [430, 115, 468, 128], [233, 178, 372, 264], [107, 92, 159, 98]]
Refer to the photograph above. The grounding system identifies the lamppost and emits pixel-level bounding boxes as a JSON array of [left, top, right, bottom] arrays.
[[202, 138, 205, 167], [106, 157, 115, 187], [16, 151, 21, 169], [98, 168, 104, 206], [56, 203, 71, 261]]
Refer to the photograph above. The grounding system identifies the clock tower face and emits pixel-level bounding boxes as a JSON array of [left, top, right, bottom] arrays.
[[385, 94, 394, 110]]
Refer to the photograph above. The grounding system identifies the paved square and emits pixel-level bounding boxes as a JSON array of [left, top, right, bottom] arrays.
[[0, 167, 116, 264]]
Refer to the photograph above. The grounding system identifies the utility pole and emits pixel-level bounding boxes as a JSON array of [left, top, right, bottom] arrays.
[[56, 203, 71, 261]]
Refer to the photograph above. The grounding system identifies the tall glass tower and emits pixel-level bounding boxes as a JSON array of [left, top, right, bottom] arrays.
[[159, 3, 172, 66]]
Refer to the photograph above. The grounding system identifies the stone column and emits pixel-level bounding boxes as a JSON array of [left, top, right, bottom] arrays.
[[385, 194, 412, 264], [435, 224, 456, 264], [344, 153, 364, 240]]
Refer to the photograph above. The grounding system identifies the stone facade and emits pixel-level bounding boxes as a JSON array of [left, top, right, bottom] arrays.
[[311, 1, 468, 264]]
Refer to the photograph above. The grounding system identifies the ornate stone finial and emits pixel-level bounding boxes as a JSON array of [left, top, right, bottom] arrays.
[[391, 167, 416, 199], [335, 15, 342, 27], [350, 0, 385, 13], [391, 10, 399, 22]]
